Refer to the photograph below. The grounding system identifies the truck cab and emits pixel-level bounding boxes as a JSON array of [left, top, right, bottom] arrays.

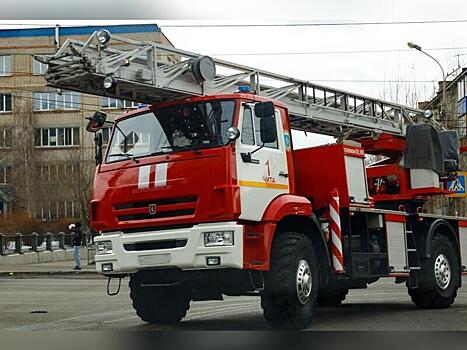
[[92, 93, 295, 273]]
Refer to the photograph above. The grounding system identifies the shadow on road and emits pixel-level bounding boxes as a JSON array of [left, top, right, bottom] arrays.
[[121, 302, 424, 331]]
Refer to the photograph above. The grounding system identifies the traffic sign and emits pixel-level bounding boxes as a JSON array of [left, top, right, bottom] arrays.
[[448, 172, 466, 197]]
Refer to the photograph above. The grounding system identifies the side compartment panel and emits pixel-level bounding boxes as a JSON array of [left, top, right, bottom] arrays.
[[386, 221, 408, 273], [460, 222, 467, 272]]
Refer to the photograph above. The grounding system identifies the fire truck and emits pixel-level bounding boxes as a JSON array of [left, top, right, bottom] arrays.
[[39, 29, 467, 329]]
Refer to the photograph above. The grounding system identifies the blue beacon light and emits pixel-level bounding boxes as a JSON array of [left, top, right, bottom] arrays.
[[238, 85, 251, 93]]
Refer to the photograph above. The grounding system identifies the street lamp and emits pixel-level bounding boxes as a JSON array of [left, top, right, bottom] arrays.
[[407, 41, 446, 121]]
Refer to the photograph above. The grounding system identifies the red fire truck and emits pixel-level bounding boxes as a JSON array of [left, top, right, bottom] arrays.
[[40, 30, 467, 329]]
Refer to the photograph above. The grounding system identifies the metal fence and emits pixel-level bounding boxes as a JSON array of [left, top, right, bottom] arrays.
[[0, 232, 93, 256]]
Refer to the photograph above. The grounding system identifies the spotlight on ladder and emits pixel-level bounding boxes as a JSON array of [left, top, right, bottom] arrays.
[[191, 56, 216, 82], [424, 109, 433, 119], [103, 74, 117, 90], [96, 29, 112, 46]]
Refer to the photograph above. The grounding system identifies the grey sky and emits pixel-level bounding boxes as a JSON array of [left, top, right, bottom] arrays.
[[1, 0, 466, 145]]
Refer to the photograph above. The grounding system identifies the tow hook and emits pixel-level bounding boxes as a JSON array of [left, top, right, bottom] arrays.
[[107, 277, 122, 296]]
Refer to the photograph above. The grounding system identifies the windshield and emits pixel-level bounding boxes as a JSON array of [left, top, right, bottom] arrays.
[[106, 100, 236, 163]]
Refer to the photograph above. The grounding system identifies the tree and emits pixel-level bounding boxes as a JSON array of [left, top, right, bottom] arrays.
[[61, 147, 95, 229], [11, 93, 38, 216]]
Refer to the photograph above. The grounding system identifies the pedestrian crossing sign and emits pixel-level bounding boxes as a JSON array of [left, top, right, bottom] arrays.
[[448, 172, 466, 197]]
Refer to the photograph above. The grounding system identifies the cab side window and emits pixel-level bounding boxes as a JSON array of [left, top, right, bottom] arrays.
[[241, 107, 255, 145]]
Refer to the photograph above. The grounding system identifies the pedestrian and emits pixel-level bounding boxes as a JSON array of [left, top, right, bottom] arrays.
[[70, 221, 82, 270]]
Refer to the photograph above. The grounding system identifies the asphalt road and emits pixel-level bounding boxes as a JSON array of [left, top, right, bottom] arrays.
[[1, 276, 467, 331]]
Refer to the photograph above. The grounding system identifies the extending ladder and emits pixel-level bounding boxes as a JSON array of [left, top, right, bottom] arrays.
[[39, 29, 439, 139]]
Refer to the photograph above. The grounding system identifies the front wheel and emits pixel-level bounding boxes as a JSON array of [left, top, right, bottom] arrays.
[[408, 234, 460, 309], [261, 232, 319, 329], [129, 271, 191, 324]]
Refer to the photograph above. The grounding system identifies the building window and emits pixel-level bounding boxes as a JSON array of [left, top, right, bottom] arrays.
[[101, 97, 137, 109], [0, 94, 12, 112], [35, 127, 80, 147], [33, 91, 80, 111], [39, 164, 60, 182], [0, 55, 11, 76], [41, 200, 79, 220], [123, 100, 138, 108], [459, 115, 466, 138], [0, 129, 12, 148], [0, 165, 12, 184], [32, 56, 48, 75], [458, 76, 467, 101]]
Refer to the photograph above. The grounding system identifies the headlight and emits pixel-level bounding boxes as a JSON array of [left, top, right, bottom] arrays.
[[226, 127, 240, 141], [96, 240, 113, 255], [203, 231, 234, 247]]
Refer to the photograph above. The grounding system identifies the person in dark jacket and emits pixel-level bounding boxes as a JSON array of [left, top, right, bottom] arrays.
[[70, 222, 82, 270]]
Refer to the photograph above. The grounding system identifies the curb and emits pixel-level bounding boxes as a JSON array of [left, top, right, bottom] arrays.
[[0, 270, 101, 278]]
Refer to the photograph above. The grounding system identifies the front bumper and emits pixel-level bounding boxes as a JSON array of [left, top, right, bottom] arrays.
[[94, 222, 243, 275]]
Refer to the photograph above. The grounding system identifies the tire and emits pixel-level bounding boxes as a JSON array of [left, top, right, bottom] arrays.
[[260, 232, 319, 329], [317, 287, 348, 307], [408, 234, 459, 309], [129, 271, 191, 324]]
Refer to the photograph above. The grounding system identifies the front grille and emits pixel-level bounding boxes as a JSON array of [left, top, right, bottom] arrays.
[[124, 239, 187, 251], [118, 209, 195, 222], [114, 196, 197, 210], [120, 224, 194, 234]]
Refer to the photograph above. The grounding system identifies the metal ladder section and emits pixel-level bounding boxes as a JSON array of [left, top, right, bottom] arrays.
[[406, 218, 422, 272], [40, 30, 440, 139]]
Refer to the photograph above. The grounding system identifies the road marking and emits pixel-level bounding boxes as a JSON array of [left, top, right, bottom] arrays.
[[188, 305, 259, 321], [8, 309, 133, 331]]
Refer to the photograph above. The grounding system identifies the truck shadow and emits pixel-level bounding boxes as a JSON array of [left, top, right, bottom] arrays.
[[127, 302, 435, 331]]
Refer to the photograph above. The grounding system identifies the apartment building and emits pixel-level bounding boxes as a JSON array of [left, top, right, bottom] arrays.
[[420, 68, 467, 216], [0, 24, 174, 221]]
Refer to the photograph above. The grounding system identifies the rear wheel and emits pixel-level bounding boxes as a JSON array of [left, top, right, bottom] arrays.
[[261, 232, 319, 329], [129, 271, 191, 324], [408, 234, 459, 309]]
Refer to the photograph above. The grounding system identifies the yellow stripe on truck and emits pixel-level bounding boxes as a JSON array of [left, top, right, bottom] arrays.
[[239, 180, 289, 190]]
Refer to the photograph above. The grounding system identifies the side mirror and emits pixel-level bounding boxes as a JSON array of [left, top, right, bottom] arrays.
[[254, 101, 275, 118], [260, 116, 277, 144], [86, 112, 107, 132]]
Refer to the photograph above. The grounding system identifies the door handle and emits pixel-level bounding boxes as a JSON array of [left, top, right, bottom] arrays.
[[279, 171, 289, 178]]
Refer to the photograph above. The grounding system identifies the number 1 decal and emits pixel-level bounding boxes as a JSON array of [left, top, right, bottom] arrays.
[[265, 160, 271, 177], [263, 160, 276, 183]]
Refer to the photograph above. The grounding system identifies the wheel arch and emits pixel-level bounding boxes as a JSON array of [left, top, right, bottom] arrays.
[[424, 219, 460, 261], [275, 214, 332, 286]]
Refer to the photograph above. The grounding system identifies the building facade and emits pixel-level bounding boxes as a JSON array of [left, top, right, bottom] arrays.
[[0, 24, 173, 223], [419, 68, 467, 216]]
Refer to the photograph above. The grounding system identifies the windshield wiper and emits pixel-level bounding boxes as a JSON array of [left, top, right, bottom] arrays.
[[161, 145, 190, 151], [161, 145, 203, 154], [107, 153, 139, 163]]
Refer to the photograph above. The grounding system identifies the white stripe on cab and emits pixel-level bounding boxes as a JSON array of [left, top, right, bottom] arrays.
[[138, 165, 151, 189], [155, 163, 168, 188]]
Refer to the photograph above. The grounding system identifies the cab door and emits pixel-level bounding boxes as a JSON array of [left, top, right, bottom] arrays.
[[235, 103, 290, 221]]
